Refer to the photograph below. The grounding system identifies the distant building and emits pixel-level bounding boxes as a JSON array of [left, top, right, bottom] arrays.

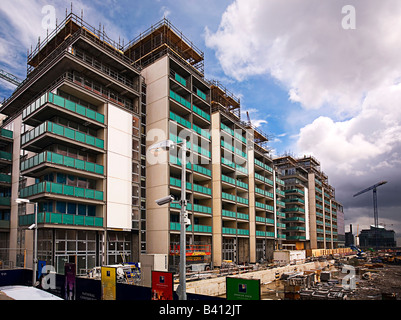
[[345, 224, 354, 247], [359, 226, 396, 248]]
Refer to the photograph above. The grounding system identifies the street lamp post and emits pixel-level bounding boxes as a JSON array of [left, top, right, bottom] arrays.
[[149, 139, 189, 300], [16, 198, 38, 287]]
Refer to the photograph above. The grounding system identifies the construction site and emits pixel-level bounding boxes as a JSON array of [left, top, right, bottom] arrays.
[[0, 7, 399, 303]]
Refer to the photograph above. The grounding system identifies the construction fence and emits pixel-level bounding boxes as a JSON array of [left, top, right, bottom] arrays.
[[306, 248, 353, 258]]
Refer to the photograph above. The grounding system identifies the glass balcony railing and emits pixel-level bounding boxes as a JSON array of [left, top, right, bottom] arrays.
[[236, 180, 248, 189], [169, 90, 191, 109], [19, 212, 103, 227], [170, 222, 212, 233], [222, 192, 236, 202], [0, 173, 11, 183], [0, 128, 13, 139], [0, 197, 11, 206], [193, 204, 212, 214], [192, 105, 210, 122], [21, 151, 104, 175], [256, 230, 275, 237], [222, 209, 236, 218], [222, 227, 236, 235], [237, 229, 249, 236], [237, 212, 249, 220], [192, 124, 211, 140], [21, 121, 104, 150], [0, 151, 12, 161], [222, 174, 236, 185], [236, 195, 248, 205], [22, 92, 105, 124], [19, 181, 104, 201], [169, 111, 191, 129], [170, 177, 192, 190], [193, 183, 211, 195]]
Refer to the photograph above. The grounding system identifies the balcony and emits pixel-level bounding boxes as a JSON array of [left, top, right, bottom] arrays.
[[0, 128, 13, 140], [193, 204, 212, 214], [0, 151, 12, 163], [19, 212, 103, 228], [170, 222, 212, 233], [193, 183, 211, 196], [0, 197, 11, 208], [256, 231, 275, 238], [20, 151, 104, 178], [0, 174, 11, 184], [22, 92, 105, 128], [19, 181, 104, 203], [21, 121, 104, 153], [169, 177, 192, 190], [285, 188, 304, 196], [222, 227, 237, 235], [169, 90, 191, 110], [192, 105, 210, 122], [222, 209, 236, 219], [169, 111, 191, 129]]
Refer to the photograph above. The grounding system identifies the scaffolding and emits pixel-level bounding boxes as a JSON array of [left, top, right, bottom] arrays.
[[123, 18, 205, 76]]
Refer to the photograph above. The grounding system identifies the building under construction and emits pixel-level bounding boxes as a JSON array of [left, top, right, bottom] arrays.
[[0, 11, 342, 275]]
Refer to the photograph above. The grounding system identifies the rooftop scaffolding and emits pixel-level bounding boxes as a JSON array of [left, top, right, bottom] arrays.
[[123, 18, 205, 76]]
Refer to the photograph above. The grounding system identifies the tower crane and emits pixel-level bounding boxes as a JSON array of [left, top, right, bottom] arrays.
[[353, 181, 388, 248]]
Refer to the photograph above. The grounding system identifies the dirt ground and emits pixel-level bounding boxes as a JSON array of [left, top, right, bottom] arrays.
[[351, 264, 401, 300]]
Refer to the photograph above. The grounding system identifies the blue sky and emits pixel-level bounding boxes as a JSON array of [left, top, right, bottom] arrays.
[[1, 0, 401, 242]]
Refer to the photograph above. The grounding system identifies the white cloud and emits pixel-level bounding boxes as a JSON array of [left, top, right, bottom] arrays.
[[205, 0, 401, 115], [207, 0, 401, 227], [296, 83, 401, 176]]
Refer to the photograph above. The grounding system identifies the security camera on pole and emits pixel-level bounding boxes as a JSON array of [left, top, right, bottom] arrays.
[[150, 139, 189, 300], [16, 198, 39, 287]]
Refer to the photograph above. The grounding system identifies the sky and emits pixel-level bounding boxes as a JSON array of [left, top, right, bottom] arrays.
[[0, 0, 400, 244]]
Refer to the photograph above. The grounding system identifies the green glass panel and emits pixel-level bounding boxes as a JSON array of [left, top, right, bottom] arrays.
[[64, 127, 75, 140], [94, 217, 103, 227], [75, 131, 86, 143], [51, 183, 63, 194], [52, 153, 63, 165], [75, 187, 85, 198], [85, 162, 95, 172], [63, 185, 74, 196], [86, 135, 95, 146], [95, 138, 104, 149], [51, 123, 64, 136], [62, 214, 74, 225], [96, 113, 105, 124], [65, 100, 76, 112], [50, 213, 62, 224], [85, 189, 95, 199], [75, 159, 85, 170], [76, 104, 86, 116], [53, 95, 65, 108], [74, 215, 85, 226], [85, 216, 94, 226], [95, 164, 104, 175], [86, 109, 96, 120], [64, 156, 75, 167]]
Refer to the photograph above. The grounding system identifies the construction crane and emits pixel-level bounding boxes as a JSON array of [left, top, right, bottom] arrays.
[[353, 181, 388, 248], [0, 68, 22, 87]]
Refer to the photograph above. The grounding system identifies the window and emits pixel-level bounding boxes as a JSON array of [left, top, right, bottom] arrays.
[[57, 173, 66, 184], [88, 205, 96, 217], [78, 204, 86, 216], [57, 202, 66, 214], [67, 202, 76, 215]]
